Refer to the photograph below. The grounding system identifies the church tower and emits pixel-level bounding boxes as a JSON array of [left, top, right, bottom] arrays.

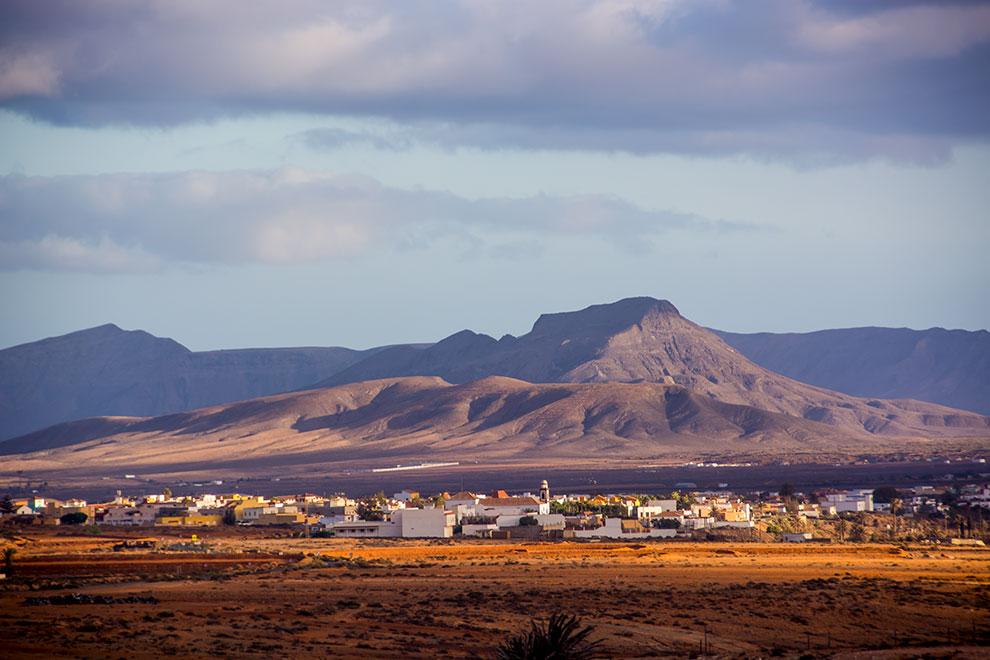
[[539, 479, 550, 504]]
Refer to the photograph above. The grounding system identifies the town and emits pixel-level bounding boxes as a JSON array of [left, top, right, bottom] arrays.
[[4, 479, 988, 544]]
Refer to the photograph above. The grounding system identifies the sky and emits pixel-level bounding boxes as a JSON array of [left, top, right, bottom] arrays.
[[0, 0, 988, 351]]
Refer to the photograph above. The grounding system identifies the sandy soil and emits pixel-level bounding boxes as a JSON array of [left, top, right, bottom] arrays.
[[2, 530, 989, 658]]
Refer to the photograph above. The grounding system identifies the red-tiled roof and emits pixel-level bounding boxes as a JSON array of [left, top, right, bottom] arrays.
[[479, 497, 541, 507]]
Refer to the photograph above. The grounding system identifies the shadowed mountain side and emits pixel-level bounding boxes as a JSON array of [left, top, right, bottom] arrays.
[[0, 323, 379, 440], [0, 417, 140, 454], [313, 298, 990, 438], [2, 377, 988, 477], [715, 327, 990, 415]]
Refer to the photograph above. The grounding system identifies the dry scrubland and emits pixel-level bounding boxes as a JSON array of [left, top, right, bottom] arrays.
[[1, 530, 989, 659]]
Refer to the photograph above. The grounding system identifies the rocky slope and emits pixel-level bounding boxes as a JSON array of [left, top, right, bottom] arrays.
[[316, 298, 989, 438], [3, 375, 987, 476], [4, 298, 988, 470]]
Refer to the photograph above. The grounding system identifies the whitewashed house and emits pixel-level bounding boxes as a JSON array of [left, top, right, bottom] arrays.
[[477, 496, 549, 519], [636, 499, 678, 519], [393, 508, 455, 538], [823, 490, 874, 513], [572, 518, 677, 539]]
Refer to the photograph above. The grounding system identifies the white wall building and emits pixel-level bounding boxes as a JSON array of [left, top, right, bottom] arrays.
[[477, 496, 549, 518], [331, 520, 400, 538], [331, 508, 453, 538], [394, 508, 455, 538], [823, 490, 874, 513], [495, 513, 565, 529], [572, 518, 677, 539]]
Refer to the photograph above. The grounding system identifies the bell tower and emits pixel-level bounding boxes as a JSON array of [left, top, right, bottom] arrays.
[[539, 479, 550, 504]]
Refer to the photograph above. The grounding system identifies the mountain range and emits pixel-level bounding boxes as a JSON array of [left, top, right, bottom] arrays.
[[5, 298, 986, 445], [0, 323, 375, 441], [1, 297, 987, 477], [715, 327, 990, 415]]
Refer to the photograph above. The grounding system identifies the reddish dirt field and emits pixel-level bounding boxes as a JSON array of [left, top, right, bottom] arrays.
[[2, 529, 989, 658]]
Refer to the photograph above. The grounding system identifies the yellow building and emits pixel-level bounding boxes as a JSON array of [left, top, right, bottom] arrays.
[[156, 514, 223, 526], [254, 512, 307, 525], [720, 508, 749, 523]]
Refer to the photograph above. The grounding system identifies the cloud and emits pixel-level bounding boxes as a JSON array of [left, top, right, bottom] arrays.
[[0, 235, 160, 273], [1, 1, 988, 162], [294, 123, 958, 167], [0, 170, 752, 273]]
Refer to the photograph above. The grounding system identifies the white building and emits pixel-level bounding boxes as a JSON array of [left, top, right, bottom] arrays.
[[330, 508, 454, 538], [331, 520, 400, 538], [462, 522, 499, 537], [823, 490, 874, 513], [318, 511, 358, 526], [572, 518, 677, 539], [445, 491, 481, 521], [495, 512, 565, 529], [961, 486, 990, 509], [476, 496, 549, 519], [679, 516, 714, 530], [640, 499, 678, 515], [393, 508, 455, 538]]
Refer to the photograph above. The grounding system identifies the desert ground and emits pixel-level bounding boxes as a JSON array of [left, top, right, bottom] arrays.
[[2, 529, 989, 659]]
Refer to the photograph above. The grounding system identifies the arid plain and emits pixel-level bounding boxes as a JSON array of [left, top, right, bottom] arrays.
[[2, 529, 989, 659]]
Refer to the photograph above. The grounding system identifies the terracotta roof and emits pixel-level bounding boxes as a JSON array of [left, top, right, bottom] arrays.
[[447, 491, 479, 501], [479, 497, 541, 507]]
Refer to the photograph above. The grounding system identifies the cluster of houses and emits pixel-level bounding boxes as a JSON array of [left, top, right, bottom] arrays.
[[2, 480, 985, 540], [0, 491, 352, 529], [327, 481, 764, 539]]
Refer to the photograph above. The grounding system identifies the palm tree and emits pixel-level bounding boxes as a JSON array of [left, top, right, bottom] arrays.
[[495, 613, 603, 660]]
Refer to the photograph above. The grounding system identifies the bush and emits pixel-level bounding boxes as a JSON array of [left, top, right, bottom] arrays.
[[496, 613, 602, 660], [60, 512, 88, 525], [519, 516, 538, 526]]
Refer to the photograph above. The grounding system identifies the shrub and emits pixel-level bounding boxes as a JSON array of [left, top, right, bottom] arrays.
[[495, 613, 602, 660], [60, 512, 88, 525]]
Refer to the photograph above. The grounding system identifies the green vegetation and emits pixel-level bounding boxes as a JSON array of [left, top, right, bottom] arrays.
[[550, 501, 627, 518], [357, 491, 387, 521], [59, 511, 88, 525], [871, 486, 902, 504]]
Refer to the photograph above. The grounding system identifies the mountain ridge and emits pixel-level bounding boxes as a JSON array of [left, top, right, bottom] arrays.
[[715, 326, 990, 415], [3, 375, 986, 479], [0, 323, 376, 441], [3, 298, 988, 445]]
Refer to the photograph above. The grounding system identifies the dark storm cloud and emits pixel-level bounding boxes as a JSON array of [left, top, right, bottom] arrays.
[[1, 1, 988, 161]]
